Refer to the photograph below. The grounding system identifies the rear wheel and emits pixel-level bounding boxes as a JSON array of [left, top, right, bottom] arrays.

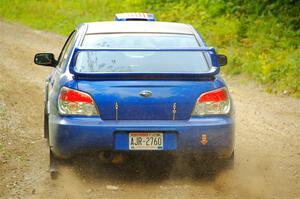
[[221, 150, 234, 169], [44, 105, 49, 140], [190, 151, 234, 176], [189, 154, 218, 176]]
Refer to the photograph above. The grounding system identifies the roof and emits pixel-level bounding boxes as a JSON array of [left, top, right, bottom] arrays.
[[85, 21, 194, 34]]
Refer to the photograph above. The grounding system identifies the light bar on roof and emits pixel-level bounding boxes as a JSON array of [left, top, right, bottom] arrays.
[[115, 13, 155, 21]]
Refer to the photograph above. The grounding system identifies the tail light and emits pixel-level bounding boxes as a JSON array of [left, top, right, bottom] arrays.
[[192, 87, 230, 116], [58, 87, 99, 116]]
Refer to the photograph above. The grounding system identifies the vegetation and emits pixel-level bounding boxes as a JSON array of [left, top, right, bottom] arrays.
[[1, 0, 299, 96]]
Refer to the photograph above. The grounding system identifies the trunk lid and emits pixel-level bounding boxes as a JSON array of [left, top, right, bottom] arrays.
[[77, 80, 219, 120]]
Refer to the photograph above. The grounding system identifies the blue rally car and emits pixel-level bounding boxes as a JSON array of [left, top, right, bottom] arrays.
[[34, 13, 234, 178]]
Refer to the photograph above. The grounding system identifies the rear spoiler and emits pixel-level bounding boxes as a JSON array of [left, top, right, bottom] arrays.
[[69, 47, 221, 80]]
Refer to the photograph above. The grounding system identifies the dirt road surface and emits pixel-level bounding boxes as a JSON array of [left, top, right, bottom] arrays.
[[0, 21, 299, 199]]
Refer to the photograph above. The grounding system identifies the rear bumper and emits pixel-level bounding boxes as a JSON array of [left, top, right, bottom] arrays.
[[49, 115, 234, 158]]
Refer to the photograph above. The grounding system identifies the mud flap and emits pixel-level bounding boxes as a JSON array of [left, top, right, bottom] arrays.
[[49, 149, 58, 179]]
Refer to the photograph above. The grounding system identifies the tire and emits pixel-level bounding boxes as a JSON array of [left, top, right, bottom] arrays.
[[190, 151, 235, 176], [222, 150, 235, 169], [44, 105, 49, 139], [189, 154, 218, 176]]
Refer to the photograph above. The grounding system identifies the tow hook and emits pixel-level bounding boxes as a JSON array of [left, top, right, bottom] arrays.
[[201, 134, 207, 145]]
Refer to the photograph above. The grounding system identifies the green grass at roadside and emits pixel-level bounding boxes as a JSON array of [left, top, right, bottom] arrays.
[[1, 0, 299, 97]]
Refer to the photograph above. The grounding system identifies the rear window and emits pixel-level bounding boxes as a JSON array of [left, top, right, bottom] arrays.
[[82, 33, 200, 48], [75, 34, 210, 74], [74, 50, 210, 73]]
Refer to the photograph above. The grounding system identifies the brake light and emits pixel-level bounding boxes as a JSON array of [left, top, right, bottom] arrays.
[[192, 88, 230, 116], [58, 87, 99, 116]]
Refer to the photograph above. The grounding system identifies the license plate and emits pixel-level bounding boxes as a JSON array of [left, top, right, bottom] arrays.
[[129, 132, 163, 150]]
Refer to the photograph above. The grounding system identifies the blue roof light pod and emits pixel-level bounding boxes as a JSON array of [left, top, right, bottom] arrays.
[[115, 13, 155, 21]]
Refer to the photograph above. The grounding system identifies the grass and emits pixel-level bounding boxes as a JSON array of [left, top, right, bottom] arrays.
[[1, 0, 299, 97]]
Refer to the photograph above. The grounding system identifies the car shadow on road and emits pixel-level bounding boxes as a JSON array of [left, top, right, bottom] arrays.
[[62, 153, 231, 184]]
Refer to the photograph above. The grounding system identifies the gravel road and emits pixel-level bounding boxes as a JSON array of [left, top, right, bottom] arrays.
[[0, 21, 299, 199]]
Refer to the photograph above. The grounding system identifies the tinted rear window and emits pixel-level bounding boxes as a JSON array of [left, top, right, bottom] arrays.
[[82, 33, 200, 48], [76, 34, 209, 74], [74, 50, 210, 73]]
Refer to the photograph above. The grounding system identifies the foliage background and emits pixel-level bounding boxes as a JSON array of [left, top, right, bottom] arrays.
[[1, 0, 299, 96]]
